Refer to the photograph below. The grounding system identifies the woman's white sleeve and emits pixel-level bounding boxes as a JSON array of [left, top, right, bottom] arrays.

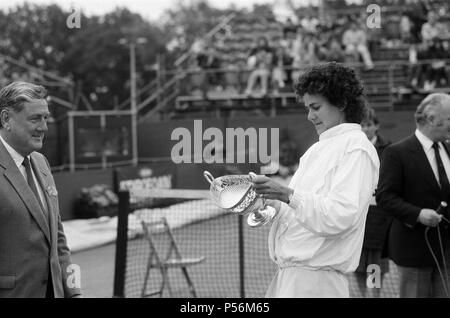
[[287, 150, 377, 237]]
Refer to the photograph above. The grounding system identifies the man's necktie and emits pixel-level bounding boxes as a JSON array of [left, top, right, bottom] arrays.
[[432, 142, 450, 202], [22, 157, 47, 218]]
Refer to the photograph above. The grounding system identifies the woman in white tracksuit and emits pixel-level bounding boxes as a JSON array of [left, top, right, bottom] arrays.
[[252, 62, 379, 298]]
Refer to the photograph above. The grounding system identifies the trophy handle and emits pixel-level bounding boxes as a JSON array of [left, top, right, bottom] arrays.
[[204, 171, 215, 185]]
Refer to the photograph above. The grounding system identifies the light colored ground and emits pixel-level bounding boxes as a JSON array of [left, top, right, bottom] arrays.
[[72, 244, 115, 298]]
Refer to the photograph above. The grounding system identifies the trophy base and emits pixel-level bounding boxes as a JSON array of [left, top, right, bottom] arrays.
[[247, 206, 277, 228]]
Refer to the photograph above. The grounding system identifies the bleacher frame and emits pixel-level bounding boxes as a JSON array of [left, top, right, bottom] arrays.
[[162, 62, 411, 118]]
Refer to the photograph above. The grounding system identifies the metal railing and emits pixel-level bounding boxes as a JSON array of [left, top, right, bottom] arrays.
[[108, 56, 450, 121], [50, 157, 174, 173], [174, 13, 236, 69], [119, 13, 237, 120], [163, 59, 450, 109]]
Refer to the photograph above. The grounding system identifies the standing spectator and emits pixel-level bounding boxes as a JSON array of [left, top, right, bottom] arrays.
[[342, 21, 374, 70], [377, 93, 450, 298], [355, 108, 392, 298]]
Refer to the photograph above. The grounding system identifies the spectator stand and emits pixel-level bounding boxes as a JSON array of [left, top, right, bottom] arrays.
[[127, 0, 450, 121], [114, 13, 238, 123]]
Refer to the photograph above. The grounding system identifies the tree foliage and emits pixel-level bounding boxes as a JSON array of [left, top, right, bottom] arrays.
[[62, 8, 167, 109], [0, 1, 278, 110], [0, 4, 167, 110]]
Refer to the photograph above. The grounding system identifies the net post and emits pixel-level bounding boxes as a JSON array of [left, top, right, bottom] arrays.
[[113, 190, 130, 298], [238, 214, 245, 298], [112, 168, 119, 194]]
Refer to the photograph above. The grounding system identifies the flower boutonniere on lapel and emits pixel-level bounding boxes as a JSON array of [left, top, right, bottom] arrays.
[[46, 185, 58, 197]]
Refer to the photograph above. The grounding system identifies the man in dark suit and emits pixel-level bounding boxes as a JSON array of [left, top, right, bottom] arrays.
[[377, 93, 450, 297], [0, 82, 82, 298]]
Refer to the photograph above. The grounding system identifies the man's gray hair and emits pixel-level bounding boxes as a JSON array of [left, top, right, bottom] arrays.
[[0, 81, 48, 128], [415, 93, 450, 126]]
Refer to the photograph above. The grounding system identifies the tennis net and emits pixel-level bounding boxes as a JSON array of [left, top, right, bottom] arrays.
[[113, 188, 277, 298]]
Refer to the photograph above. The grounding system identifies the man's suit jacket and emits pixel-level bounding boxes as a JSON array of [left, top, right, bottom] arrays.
[[376, 134, 450, 267], [0, 141, 81, 297]]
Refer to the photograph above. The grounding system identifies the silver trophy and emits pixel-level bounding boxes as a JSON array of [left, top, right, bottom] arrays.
[[203, 170, 277, 227]]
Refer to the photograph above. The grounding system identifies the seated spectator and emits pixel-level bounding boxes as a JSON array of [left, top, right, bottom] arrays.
[[412, 11, 450, 91], [191, 38, 206, 67], [203, 46, 223, 92], [300, 14, 319, 34], [279, 28, 297, 88], [317, 36, 346, 63], [190, 39, 222, 98], [291, 32, 318, 82], [409, 42, 431, 89], [244, 37, 275, 97], [421, 11, 447, 47], [404, 0, 428, 46], [423, 38, 449, 91], [342, 21, 374, 70], [271, 46, 287, 94], [282, 17, 297, 36], [399, 10, 420, 66], [400, 13, 414, 44], [223, 62, 240, 95]]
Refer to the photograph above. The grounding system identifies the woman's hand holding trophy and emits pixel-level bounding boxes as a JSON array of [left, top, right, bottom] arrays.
[[204, 170, 284, 227]]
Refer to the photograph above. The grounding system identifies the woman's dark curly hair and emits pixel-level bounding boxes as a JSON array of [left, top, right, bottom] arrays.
[[294, 62, 368, 124]]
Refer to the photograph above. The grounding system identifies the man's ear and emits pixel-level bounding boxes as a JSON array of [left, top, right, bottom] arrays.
[[0, 109, 11, 130]]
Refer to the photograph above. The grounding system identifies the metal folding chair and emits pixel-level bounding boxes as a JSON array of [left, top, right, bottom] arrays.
[[140, 217, 205, 298]]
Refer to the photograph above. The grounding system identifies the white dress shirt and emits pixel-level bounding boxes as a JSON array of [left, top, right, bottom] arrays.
[[0, 134, 48, 212], [268, 124, 380, 274], [415, 129, 450, 187]]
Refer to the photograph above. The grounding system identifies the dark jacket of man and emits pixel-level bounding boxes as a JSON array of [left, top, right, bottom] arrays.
[[376, 134, 450, 267]]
